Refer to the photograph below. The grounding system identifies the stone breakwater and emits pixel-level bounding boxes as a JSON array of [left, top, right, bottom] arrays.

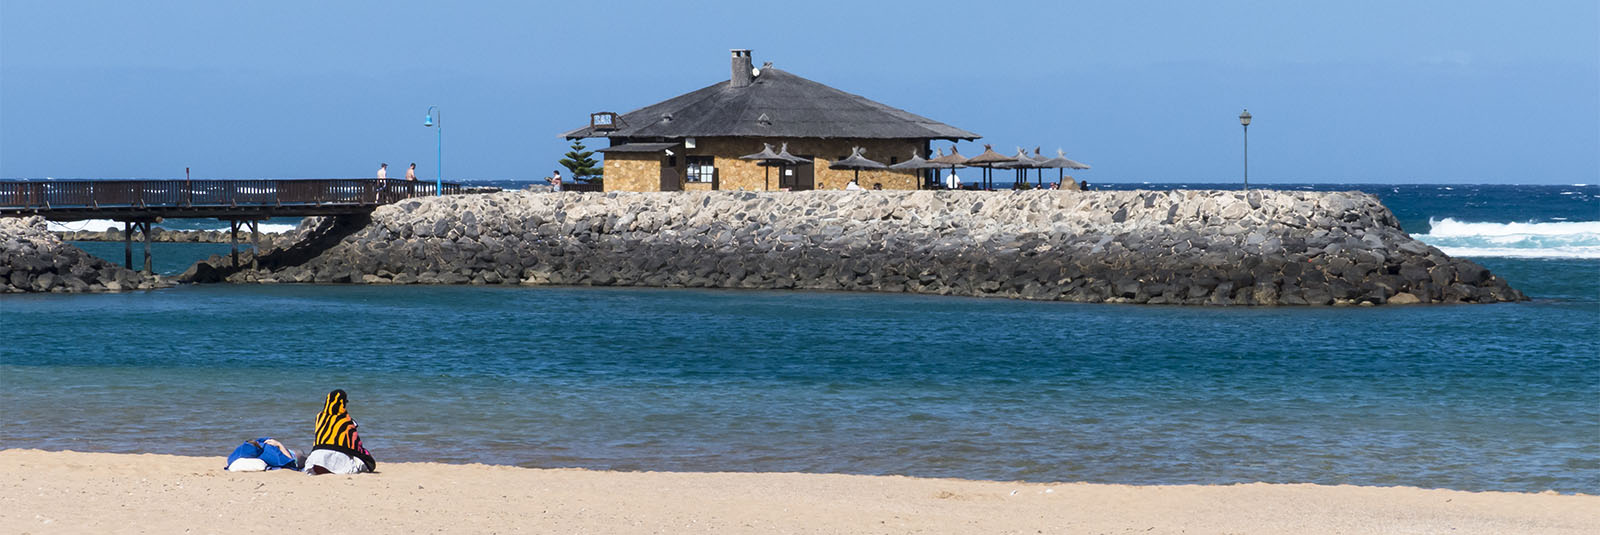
[[1, 217, 170, 293], [186, 190, 1524, 306], [55, 227, 292, 248]]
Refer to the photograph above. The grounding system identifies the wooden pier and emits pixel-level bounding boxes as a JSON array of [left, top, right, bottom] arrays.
[[0, 178, 460, 273]]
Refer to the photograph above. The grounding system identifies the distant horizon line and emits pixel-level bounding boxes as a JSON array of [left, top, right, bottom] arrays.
[[2, 177, 1591, 186]]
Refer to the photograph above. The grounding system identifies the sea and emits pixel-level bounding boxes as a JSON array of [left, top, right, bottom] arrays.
[[3, 183, 1597, 494]]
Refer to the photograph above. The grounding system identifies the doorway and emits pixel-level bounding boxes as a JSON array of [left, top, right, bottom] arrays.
[[780, 156, 815, 191], [660, 154, 682, 191]]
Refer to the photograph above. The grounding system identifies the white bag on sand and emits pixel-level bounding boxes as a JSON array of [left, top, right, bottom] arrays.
[[227, 458, 268, 472]]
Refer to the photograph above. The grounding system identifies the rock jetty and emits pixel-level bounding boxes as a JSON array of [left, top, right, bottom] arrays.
[[1, 216, 170, 293], [56, 227, 292, 248], [183, 190, 1524, 306]]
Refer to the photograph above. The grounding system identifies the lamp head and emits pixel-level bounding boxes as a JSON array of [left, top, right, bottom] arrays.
[[1239, 109, 1252, 126], [424, 114, 435, 127]]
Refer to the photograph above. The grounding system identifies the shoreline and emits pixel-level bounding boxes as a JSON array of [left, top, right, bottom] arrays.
[[4, 449, 1595, 534]]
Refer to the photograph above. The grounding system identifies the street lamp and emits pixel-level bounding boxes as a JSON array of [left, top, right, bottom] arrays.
[[1238, 109, 1251, 191], [425, 106, 442, 196]]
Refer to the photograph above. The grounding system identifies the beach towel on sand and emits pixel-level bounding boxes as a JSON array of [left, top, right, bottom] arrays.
[[312, 389, 376, 472], [225, 437, 299, 470]]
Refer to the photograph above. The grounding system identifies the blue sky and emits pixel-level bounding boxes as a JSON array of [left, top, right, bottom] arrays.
[[2, 1, 1595, 183]]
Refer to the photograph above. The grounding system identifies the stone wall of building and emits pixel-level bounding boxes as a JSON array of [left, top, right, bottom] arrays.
[[598, 137, 930, 192], [601, 152, 662, 193], [697, 137, 923, 191]]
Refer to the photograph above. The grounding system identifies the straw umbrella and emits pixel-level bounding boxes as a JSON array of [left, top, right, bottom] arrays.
[[963, 144, 1016, 190], [997, 147, 1045, 188], [774, 142, 809, 165], [1037, 148, 1091, 187], [887, 149, 942, 189], [827, 147, 886, 189], [768, 142, 812, 189], [739, 143, 793, 191], [927, 146, 969, 189]]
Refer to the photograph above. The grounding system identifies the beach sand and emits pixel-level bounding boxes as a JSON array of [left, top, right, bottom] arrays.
[[2, 449, 1593, 534]]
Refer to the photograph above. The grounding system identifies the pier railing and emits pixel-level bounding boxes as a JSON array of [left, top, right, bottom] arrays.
[[0, 179, 461, 213]]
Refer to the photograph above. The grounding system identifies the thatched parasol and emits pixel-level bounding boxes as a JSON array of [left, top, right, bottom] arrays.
[[963, 144, 1016, 190], [774, 142, 810, 165], [997, 147, 1046, 188], [828, 147, 886, 188], [1036, 148, 1090, 187], [928, 146, 969, 189], [888, 149, 942, 189], [740, 143, 795, 191]]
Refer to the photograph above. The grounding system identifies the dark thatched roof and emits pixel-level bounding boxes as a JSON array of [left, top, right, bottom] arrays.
[[597, 142, 678, 153], [561, 69, 979, 141]]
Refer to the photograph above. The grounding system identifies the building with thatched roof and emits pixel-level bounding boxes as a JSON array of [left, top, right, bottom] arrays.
[[561, 50, 979, 192]]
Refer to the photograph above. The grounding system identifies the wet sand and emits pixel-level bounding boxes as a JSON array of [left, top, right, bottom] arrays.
[[2, 449, 1594, 534]]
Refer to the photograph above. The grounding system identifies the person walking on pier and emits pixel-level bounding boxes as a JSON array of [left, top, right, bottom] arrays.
[[406, 163, 417, 181], [377, 163, 388, 179]]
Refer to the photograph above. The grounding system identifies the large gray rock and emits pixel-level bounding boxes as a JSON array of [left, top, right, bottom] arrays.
[[0, 216, 169, 293]]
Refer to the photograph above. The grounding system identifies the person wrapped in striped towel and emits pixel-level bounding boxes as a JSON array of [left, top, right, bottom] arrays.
[[303, 389, 377, 475]]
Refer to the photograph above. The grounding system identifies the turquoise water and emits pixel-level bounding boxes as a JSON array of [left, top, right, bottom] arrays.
[[2, 184, 1597, 493], [1, 258, 1595, 492], [71, 241, 236, 275]]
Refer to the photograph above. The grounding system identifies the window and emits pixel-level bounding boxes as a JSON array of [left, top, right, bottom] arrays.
[[686, 156, 715, 183]]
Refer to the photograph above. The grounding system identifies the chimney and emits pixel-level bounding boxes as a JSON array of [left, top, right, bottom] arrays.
[[730, 49, 754, 88]]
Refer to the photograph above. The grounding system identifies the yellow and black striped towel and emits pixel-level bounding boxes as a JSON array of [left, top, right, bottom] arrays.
[[313, 389, 376, 471]]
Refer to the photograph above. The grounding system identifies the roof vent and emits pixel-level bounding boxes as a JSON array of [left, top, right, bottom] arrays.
[[757, 113, 771, 127], [660, 113, 673, 123]]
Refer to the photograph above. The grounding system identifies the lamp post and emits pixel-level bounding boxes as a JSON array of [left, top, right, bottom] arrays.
[[425, 106, 442, 196], [1238, 109, 1251, 191]]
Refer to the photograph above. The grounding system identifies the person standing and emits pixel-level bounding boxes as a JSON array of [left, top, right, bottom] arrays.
[[406, 163, 417, 181], [550, 170, 563, 192], [377, 163, 388, 179]]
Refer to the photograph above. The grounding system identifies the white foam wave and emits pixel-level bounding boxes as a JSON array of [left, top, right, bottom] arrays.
[[1429, 246, 1600, 259], [1424, 218, 1600, 237], [46, 219, 122, 232], [47, 220, 294, 234], [1413, 218, 1600, 259]]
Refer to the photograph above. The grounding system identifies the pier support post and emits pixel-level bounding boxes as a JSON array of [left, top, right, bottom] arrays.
[[123, 221, 133, 269], [139, 221, 152, 274], [229, 220, 240, 268], [248, 220, 260, 269]]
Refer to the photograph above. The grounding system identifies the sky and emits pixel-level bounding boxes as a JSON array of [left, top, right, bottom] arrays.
[[2, 1, 1596, 184]]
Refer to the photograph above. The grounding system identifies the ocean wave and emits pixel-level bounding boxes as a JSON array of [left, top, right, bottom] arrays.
[[46, 219, 295, 234], [1413, 218, 1600, 259]]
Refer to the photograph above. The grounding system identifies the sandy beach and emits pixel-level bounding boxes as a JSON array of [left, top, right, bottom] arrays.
[[2, 449, 1593, 534]]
